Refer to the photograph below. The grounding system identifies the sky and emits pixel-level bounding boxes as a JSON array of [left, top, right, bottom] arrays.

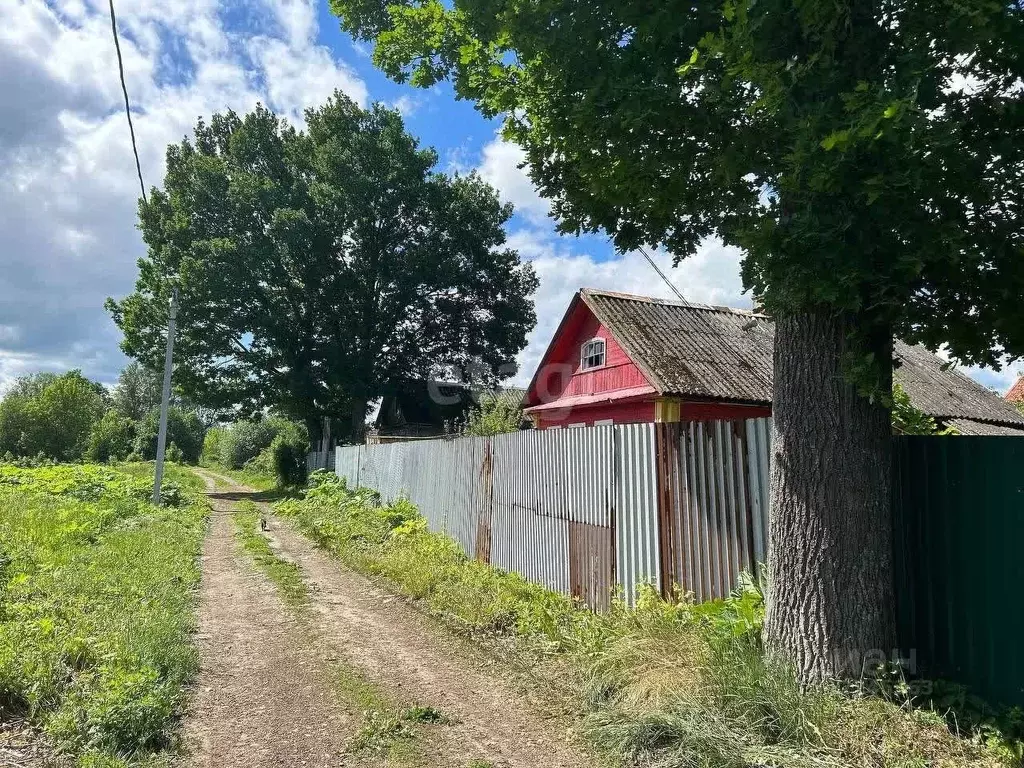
[[0, 0, 1019, 396]]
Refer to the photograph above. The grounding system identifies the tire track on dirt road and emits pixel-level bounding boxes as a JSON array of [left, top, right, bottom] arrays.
[[182, 473, 353, 767], [195, 469, 592, 768]]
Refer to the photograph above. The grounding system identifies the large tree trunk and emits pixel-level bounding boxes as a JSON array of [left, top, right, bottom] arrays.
[[764, 311, 895, 683]]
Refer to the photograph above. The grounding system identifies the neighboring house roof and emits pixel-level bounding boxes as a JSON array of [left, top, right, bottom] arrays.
[[537, 288, 1024, 433], [374, 379, 476, 434], [1006, 375, 1024, 403], [890, 343, 1024, 431]]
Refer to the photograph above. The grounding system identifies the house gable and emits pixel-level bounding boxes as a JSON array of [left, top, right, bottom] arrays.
[[523, 294, 654, 409]]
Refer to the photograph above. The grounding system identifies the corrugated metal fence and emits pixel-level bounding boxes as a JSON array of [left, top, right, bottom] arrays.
[[330, 419, 772, 606], [893, 436, 1024, 706], [323, 426, 1024, 706]]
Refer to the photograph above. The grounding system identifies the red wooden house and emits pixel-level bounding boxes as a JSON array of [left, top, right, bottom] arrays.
[[523, 289, 773, 429], [523, 288, 1024, 435]]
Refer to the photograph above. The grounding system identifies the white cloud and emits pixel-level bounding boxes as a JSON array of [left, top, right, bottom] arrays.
[[477, 135, 552, 224], [390, 93, 421, 117], [0, 0, 367, 390], [508, 230, 747, 385]]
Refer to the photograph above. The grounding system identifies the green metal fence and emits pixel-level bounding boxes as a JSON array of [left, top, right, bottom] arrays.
[[893, 436, 1024, 706]]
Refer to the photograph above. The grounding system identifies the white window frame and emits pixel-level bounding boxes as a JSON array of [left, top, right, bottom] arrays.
[[580, 337, 606, 370]]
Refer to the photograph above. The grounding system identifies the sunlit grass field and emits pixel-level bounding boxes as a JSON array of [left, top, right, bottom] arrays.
[[0, 462, 207, 766]]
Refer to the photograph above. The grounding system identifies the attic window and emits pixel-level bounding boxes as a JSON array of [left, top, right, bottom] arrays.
[[581, 338, 606, 370]]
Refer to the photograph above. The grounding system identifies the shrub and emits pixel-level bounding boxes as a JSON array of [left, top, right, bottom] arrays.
[[462, 392, 525, 436], [271, 433, 308, 488], [134, 407, 205, 464], [0, 371, 106, 461], [85, 411, 137, 463], [165, 442, 184, 464], [218, 419, 280, 469], [200, 425, 228, 466]]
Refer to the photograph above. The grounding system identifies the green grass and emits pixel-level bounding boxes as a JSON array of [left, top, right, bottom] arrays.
[[0, 463, 207, 767], [231, 502, 308, 606], [115, 460, 207, 493], [276, 473, 1018, 768]]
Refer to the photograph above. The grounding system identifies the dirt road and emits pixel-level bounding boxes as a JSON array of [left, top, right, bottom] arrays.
[[182, 472, 352, 767], [184, 469, 590, 768]]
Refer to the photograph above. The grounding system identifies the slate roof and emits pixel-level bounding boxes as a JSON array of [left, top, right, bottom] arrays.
[[580, 289, 1024, 433], [583, 289, 773, 403], [890, 342, 1024, 430]]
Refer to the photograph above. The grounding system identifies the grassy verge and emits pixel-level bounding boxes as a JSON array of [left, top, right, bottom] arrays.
[[232, 503, 309, 606], [230, 503, 444, 763], [115, 460, 207, 494], [0, 463, 207, 767], [276, 472, 1021, 768], [198, 462, 278, 492]]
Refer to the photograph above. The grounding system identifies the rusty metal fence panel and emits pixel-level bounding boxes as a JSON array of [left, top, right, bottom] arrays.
[[657, 420, 770, 602], [321, 417, 773, 610]]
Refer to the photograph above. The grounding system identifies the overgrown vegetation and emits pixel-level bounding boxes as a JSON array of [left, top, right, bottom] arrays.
[[462, 391, 526, 437], [277, 472, 1019, 767], [202, 417, 308, 489], [0, 463, 207, 766]]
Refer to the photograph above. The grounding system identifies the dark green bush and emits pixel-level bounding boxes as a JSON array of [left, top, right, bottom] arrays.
[[134, 407, 205, 464], [218, 419, 280, 469], [85, 411, 137, 463], [271, 433, 308, 487]]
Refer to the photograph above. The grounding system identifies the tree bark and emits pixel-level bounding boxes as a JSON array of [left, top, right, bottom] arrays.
[[764, 311, 895, 683], [351, 397, 368, 442]]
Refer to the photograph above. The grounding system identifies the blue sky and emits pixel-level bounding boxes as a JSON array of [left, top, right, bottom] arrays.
[[0, 0, 1017, 395]]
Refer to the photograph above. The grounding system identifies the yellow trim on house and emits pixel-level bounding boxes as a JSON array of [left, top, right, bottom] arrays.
[[654, 398, 682, 423]]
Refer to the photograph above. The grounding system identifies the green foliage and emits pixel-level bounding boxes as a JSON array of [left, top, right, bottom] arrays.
[[110, 363, 163, 422], [270, 433, 308, 488], [108, 94, 538, 439], [462, 392, 525, 436], [86, 411, 137, 463], [330, 0, 1024, 391], [277, 473, 1015, 767], [200, 425, 227, 465], [133, 407, 205, 465], [164, 442, 184, 464], [892, 383, 958, 435], [0, 371, 107, 461], [0, 463, 206, 764], [217, 419, 283, 469]]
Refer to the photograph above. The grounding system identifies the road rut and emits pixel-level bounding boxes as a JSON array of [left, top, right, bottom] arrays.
[[191, 468, 590, 768]]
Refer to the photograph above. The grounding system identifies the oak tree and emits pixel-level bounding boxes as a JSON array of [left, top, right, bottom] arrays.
[[329, 0, 1024, 679], [109, 93, 537, 442]]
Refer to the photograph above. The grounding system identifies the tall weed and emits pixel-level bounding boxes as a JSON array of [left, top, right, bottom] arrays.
[[0, 463, 206, 766]]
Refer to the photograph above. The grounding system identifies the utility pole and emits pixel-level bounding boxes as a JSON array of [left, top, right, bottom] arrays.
[[153, 285, 179, 505]]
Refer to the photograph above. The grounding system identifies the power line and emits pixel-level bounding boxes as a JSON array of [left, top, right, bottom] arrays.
[[107, 0, 147, 204], [637, 245, 687, 304]]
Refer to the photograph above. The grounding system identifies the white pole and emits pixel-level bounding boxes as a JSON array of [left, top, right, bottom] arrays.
[[153, 285, 179, 505]]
